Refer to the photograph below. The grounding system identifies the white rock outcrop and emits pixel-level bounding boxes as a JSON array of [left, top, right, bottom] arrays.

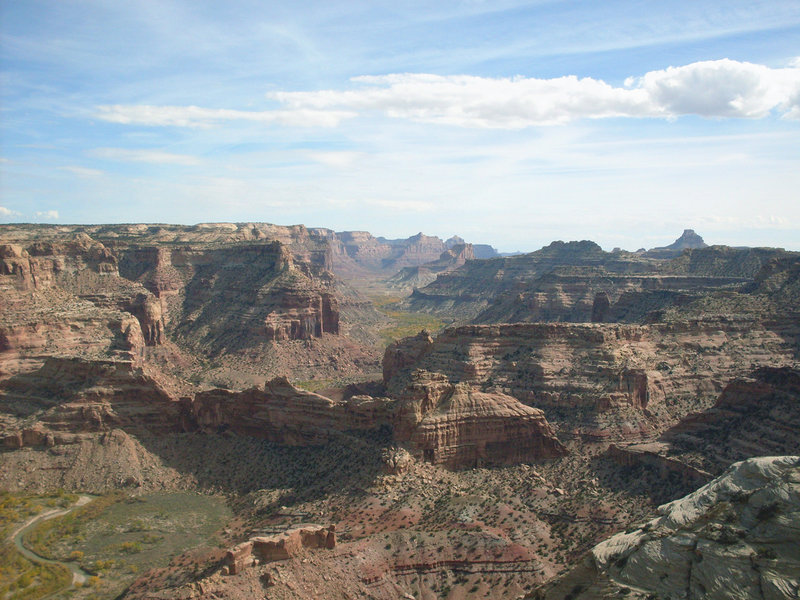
[[593, 456, 800, 599]]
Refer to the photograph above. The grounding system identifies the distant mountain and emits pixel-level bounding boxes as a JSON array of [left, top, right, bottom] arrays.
[[446, 235, 498, 259], [644, 229, 707, 258]]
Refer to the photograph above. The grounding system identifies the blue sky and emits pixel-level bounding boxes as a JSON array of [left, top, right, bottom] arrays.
[[1, 0, 799, 252]]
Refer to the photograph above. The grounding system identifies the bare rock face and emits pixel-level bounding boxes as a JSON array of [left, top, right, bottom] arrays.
[[394, 370, 566, 468], [0, 356, 183, 447], [385, 243, 476, 291], [116, 241, 340, 347], [320, 229, 454, 277], [610, 366, 800, 479], [532, 456, 800, 600], [0, 232, 167, 370], [225, 525, 336, 575], [189, 377, 393, 445], [262, 292, 339, 341], [382, 320, 797, 441], [383, 330, 434, 383]]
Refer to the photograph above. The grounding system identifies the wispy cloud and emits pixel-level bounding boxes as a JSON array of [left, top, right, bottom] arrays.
[[91, 148, 202, 166], [0, 206, 21, 217], [94, 105, 355, 128], [306, 151, 362, 168], [58, 166, 104, 178], [35, 210, 59, 219]]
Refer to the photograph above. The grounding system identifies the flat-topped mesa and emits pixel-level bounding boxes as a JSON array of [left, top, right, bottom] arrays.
[[0, 234, 166, 353], [0, 234, 118, 292]]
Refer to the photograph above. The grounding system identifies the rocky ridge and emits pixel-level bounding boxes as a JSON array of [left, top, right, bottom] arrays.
[[532, 456, 800, 600], [385, 243, 476, 292]]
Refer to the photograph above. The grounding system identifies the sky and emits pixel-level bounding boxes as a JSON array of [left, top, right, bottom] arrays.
[[1, 0, 799, 252]]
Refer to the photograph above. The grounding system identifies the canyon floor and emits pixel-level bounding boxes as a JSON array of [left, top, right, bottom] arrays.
[[1, 224, 798, 600]]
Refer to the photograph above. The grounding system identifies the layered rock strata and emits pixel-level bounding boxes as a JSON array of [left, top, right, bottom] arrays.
[[1, 354, 564, 470], [394, 370, 566, 468], [382, 319, 797, 440], [405, 240, 795, 324], [0, 357, 183, 448], [225, 525, 336, 575], [609, 366, 800, 478], [386, 243, 476, 291]]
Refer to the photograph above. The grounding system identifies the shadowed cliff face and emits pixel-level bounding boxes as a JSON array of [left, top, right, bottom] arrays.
[[2, 223, 799, 600], [0, 236, 166, 382], [606, 366, 800, 484], [0, 353, 564, 474]]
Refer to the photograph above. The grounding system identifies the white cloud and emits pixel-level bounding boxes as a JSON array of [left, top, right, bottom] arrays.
[[272, 73, 652, 127], [269, 58, 800, 128], [306, 151, 362, 168], [0, 206, 21, 217], [90, 59, 800, 130], [91, 148, 202, 166], [94, 105, 355, 128], [35, 210, 59, 219], [58, 166, 104, 178], [632, 59, 800, 119]]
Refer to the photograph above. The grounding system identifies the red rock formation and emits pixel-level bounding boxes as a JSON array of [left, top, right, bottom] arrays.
[[382, 319, 797, 441], [263, 292, 339, 341], [0, 357, 183, 448], [395, 371, 566, 468], [224, 525, 336, 575], [189, 377, 394, 444], [383, 330, 434, 383]]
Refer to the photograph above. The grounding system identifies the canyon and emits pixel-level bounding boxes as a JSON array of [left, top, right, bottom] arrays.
[[1, 223, 798, 600]]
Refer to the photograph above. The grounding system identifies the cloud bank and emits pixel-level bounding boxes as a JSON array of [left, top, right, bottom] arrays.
[[95, 59, 800, 129]]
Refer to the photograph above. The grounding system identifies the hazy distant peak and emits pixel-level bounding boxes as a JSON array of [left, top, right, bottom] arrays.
[[445, 235, 465, 249], [665, 229, 707, 250]]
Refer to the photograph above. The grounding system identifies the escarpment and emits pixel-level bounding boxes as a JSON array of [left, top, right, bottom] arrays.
[[393, 370, 566, 468], [0, 235, 167, 379], [0, 224, 390, 383], [608, 366, 800, 480], [406, 240, 796, 325], [0, 354, 564, 472], [382, 318, 798, 440]]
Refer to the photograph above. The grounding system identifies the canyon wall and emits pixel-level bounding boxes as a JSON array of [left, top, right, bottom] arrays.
[[382, 317, 798, 441]]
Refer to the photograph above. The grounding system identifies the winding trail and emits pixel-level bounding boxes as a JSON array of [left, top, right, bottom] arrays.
[[10, 495, 95, 587]]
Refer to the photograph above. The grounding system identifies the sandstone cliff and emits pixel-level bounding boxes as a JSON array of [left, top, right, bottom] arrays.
[[393, 370, 566, 468], [385, 243, 476, 292], [609, 366, 800, 481], [382, 318, 798, 441], [0, 356, 183, 449]]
